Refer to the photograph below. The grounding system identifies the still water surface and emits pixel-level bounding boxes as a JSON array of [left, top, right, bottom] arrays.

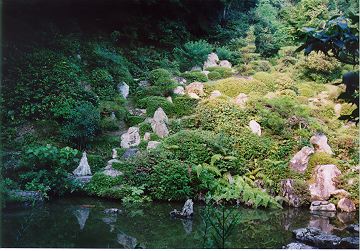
[[1, 196, 358, 248]]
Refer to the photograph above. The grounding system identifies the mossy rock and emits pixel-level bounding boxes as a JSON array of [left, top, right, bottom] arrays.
[[305, 152, 338, 180]]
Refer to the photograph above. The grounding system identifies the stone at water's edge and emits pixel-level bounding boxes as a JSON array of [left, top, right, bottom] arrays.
[[170, 199, 194, 219], [8, 190, 44, 202], [289, 146, 314, 173], [284, 242, 315, 249], [310, 133, 333, 155], [310, 201, 336, 212], [117, 82, 129, 99], [309, 164, 341, 201], [249, 120, 261, 136], [121, 127, 141, 148], [281, 179, 302, 207], [73, 152, 92, 176], [337, 198, 356, 212]]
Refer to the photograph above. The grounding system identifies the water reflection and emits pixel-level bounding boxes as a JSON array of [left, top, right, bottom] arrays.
[[72, 207, 90, 230], [181, 219, 193, 234], [117, 232, 138, 248]]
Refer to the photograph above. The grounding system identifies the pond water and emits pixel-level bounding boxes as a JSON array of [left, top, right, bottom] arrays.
[[1, 196, 358, 248]]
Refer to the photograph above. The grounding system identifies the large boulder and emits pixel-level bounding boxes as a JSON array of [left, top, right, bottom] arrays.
[[203, 53, 219, 69], [289, 146, 314, 172], [234, 93, 248, 108], [310, 133, 333, 155], [122, 148, 139, 159], [173, 86, 185, 95], [73, 152, 92, 176], [292, 227, 341, 249], [219, 60, 232, 68], [249, 120, 261, 136], [309, 164, 341, 201], [185, 82, 205, 96], [150, 107, 169, 138], [310, 201, 336, 212], [117, 82, 129, 99], [120, 127, 141, 148], [337, 198, 356, 212]]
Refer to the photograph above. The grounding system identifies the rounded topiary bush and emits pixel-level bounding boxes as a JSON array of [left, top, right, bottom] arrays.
[[149, 68, 172, 86], [137, 96, 175, 117], [181, 71, 208, 82], [208, 71, 222, 80]]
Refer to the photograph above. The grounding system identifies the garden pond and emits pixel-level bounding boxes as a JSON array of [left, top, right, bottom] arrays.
[[1, 196, 358, 248]]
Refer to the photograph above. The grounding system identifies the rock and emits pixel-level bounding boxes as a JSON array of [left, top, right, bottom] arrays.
[[73, 207, 90, 230], [310, 133, 333, 155], [249, 120, 261, 136], [147, 141, 160, 150], [309, 164, 341, 201], [173, 77, 187, 85], [219, 60, 232, 68], [170, 199, 194, 219], [308, 214, 335, 233], [234, 93, 248, 107], [166, 96, 173, 103], [143, 132, 151, 141], [8, 190, 44, 202], [203, 53, 219, 69], [337, 198, 356, 212], [112, 148, 118, 159], [117, 233, 138, 249], [289, 147, 314, 173], [104, 208, 121, 214], [122, 148, 139, 159], [118, 82, 129, 99], [346, 224, 359, 233], [337, 212, 356, 224], [185, 82, 204, 96], [334, 104, 342, 117], [110, 112, 116, 120], [188, 92, 200, 99], [138, 80, 149, 88], [284, 242, 315, 249], [330, 189, 350, 198], [210, 90, 222, 99], [281, 179, 302, 207], [310, 210, 336, 218], [121, 127, 141, 148], [73, 152, 92, 176], [173, 86, 185, 95], [265, 92, 277, 99], [338, 237, 359, 249], [150, 108, 169, 138], [310, 201, 336, 211], [202, 70, 210, 76], [73, 175, 92, 184], [128, 108, 147, 116], [292, 227, 341, 248], [103, 159, 123, 177], [191, 66, 202, 71]]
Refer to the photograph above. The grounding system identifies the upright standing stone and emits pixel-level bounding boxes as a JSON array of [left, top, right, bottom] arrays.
[[118, 82, 129, 99], [249, 120, 261, 136], [150, 107, 169, 138], [112, 148, 118, 159], [73, 152, 92, 176], [310, 133, 333, 155], [309, 164, 341, 201], [185, 82, 205, 96], [203, 53, 219, 69], [289, 146, 314, 172]]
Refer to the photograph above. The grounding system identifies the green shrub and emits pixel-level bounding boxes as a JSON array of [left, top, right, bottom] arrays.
[[87, 154, 106, 173], [173, 96, 198, 117], [85, 173, 122, 197], [174, 40, 213, 71], [149, 159, 192, 201], [149, 68, 172, 86], [306, 152, 338, 180], [139, 122, 152, 135], [208, 71, 222, 80], [249, 60, 272, 72], [181, 71, 208, 82], [206, 66, 233, 78], [216, 46, 235, 61], [137, 96, 175, 117], [206, 77, 274, 97], [100, 117, 119, 131], [126, 115, 145, 127]]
